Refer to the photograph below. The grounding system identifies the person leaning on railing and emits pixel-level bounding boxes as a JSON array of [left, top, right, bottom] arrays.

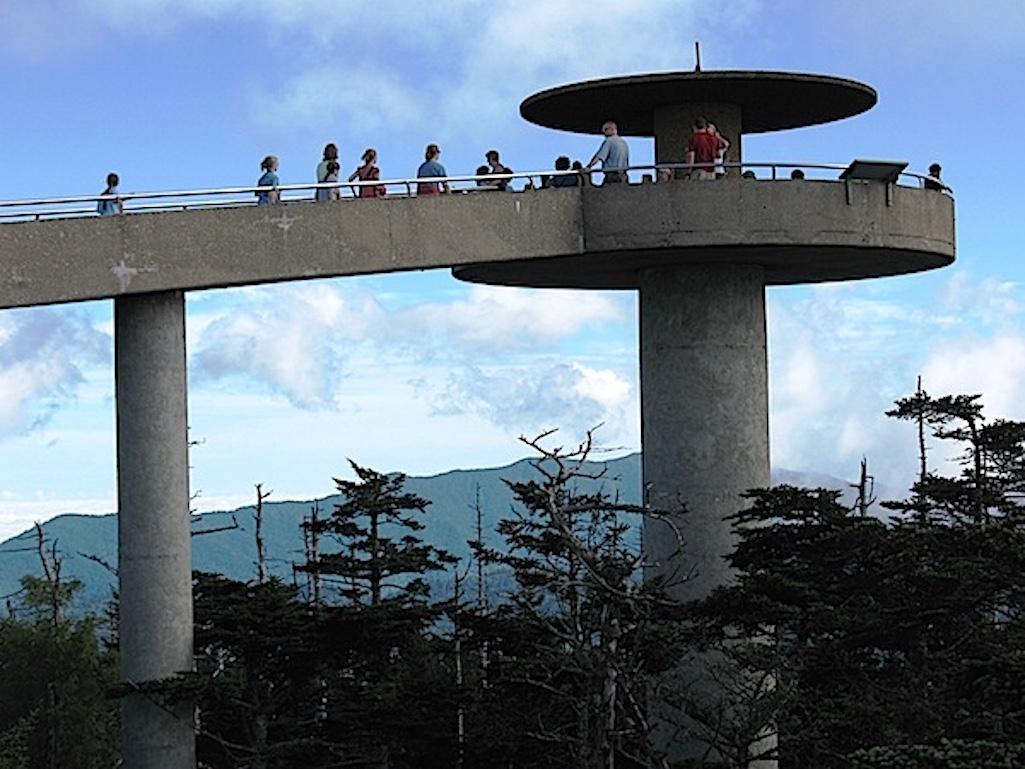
[[548, 156, 580, 188], [586, 120, 629, 184], [97, 172, 122, 216], [924, 162, 946, 192]]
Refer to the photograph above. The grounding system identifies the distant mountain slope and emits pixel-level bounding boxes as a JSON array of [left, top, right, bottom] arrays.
[[0, 453, 905, 616]]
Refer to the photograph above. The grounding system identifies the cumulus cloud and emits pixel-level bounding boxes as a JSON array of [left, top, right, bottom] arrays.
[[920, 333, 1025, 421], [0, 308, 110, 434], [767, 272, 1025, 489], [190, 283, 384, 408], [432, 360, 636, 446], [191, 281, 627, 414], [395, 285, 626, 354]]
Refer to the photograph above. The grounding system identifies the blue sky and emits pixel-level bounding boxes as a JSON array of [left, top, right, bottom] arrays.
[[1, 0, 1024, 540]]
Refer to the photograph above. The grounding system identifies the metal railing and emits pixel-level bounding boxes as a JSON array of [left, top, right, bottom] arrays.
[[0, 162, 949, 224]]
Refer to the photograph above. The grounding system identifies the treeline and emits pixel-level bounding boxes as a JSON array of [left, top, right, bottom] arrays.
[[1, 389, 1025, 768]]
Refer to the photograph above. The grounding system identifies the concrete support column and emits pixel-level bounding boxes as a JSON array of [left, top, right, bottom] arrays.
[[653, 103, 742, 172], [115, 291, 195, 769], [640, 263, 769, 602]]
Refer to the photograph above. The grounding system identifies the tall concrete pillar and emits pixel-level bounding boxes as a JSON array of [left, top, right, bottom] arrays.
[[115, 291, 195, 769], [639, 264, 769, 602]]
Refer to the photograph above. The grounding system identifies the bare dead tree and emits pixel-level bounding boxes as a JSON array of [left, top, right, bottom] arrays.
[[254, 484, 272, 583], [852, 457, 876, 517], [471, 485, 490, 690], [78, 551, 118, 577], [191, 514, 239, 538], [916, 375, 928, 485], [309, 502, 321, 607], [34, 522, 63, 630], [452, 560, 472, 769], [475, 428, 683, 769]]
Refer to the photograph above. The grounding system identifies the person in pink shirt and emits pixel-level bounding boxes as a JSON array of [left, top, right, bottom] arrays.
[[349, 148, 386, 198]]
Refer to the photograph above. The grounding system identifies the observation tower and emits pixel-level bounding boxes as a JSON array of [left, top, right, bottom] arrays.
[[0, 69, 954, 768], [456, 70, 954, 603]]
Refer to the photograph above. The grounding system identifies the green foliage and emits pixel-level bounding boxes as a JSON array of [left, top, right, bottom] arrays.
[[848, 738, 1025, 768], [18, 574, 82, 620], [0, 614, 120, 769], [0, 713, 34, 769], [697, 390, 1025, 767], [307, 461, 457, 606], [187, 573, 332, 768]]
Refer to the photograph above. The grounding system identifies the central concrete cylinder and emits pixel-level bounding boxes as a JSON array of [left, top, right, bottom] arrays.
[[115, 291, 195, 769], [640, 263, 769, 602]]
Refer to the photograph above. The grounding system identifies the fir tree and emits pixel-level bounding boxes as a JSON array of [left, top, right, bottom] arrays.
[[696, 389, 1025, 767]]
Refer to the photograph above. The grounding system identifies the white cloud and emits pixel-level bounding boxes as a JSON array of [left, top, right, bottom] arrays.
[[0, 308, 110, 435], [258, 67, 421, 136], [191, 283, 384, 408], [190, 281, 626, 414], [920, 333, 1025, 422], [7, 0, 758, 139], [766, 271, 1025, 490], [397, 285, 626, 354], [432, 360, 637, 446]]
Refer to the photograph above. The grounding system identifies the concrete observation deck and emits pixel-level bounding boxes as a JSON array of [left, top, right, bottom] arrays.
[[0, 66, 957, 769], [0, 177, 953, 309]]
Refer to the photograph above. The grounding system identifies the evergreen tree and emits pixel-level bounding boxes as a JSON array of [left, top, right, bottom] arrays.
[[306, 461, 459, 768], [696, 390, 1025, 767], [307, 461, 456, 606], [186, 572, 334, 769], [0, 526, 119, 769]]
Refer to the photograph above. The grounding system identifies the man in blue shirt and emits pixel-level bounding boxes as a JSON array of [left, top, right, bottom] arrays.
[[417, 144, 449, 196], [586, 121, 629, 184]]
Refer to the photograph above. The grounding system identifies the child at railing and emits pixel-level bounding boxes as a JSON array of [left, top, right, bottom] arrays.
[[97, 173, 122, 216], [317, 162, 340, 202]]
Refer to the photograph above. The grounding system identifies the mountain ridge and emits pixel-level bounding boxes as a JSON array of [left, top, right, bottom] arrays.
[[0, 453, 904, 616]]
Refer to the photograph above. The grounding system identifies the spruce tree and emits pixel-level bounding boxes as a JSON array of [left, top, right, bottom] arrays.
[[306, 461, 458, 769], [696, 389, 1025, 767]]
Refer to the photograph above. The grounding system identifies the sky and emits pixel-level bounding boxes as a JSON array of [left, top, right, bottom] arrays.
[[0, 0, 1024, 541]]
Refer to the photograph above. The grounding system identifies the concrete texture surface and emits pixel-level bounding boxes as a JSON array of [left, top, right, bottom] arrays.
[[455, 179, 955, 288], [0, 179, 953, 309], [0, 190, 582, 309], [115, 291, 195, 769], [638, 264, 770, 602]]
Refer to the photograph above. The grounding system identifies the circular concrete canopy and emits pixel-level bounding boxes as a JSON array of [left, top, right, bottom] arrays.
[[520, 70, 877, 136]]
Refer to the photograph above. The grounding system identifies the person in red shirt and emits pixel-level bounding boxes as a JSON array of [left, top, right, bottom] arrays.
[[686, 117, 727, 180]]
